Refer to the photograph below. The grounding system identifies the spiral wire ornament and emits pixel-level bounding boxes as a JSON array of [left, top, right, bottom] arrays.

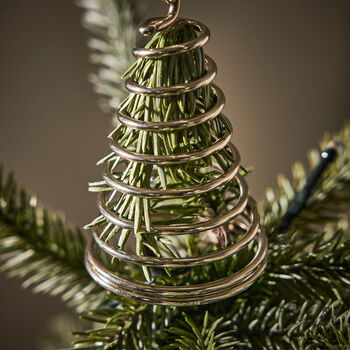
[[86, 0, 268, 306]]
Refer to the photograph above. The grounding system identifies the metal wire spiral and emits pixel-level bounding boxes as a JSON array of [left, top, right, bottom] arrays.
[[85, 0, 268, 306]]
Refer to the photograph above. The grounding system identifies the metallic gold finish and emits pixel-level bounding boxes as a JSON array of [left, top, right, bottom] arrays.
[[93, 206, 260, 268], [133, 19, 210, 59], [108, 119, 231, 165], [117, 84, 225, 132], [125, 56, 217, 96], [86, 0, 268, 306], [101, 145, 240, 199], [139, 0, 181, 37], [86, 229, 267, 306], [99, 173, 247, 234]]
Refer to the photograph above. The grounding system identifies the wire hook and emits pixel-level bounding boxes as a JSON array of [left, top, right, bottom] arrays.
[[139, 0, 181, 36]]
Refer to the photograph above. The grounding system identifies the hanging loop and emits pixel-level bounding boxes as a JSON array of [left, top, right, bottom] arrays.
[[139, 0, 181, 36]]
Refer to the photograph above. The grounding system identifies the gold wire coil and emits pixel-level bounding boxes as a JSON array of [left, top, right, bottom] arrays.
[[86, 0, 268, 306]]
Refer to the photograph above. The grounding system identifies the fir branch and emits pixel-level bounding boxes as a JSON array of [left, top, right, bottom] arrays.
[[213, 299, 350, 349], [0, 167, 105, 312], [76, 0, 137, 113], [163, 311, 223, 350], [308, 307, 350, 350], [262, 126, 350, 239], [72, 295, 173, 349], [277, 146, 339, 232], [266, 217, 350, 304], [261, 125, 350, 303]]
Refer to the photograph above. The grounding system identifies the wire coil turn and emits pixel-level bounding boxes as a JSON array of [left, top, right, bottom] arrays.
[[86, 0, 268, 306]]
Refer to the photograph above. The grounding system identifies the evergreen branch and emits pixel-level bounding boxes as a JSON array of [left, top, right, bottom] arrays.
[[162, 311, 223, 350], [72, 295, 173, 349], [277, 146, 339, 232], [308, 307, 350, 350], [266, 217, 350, 304], [76, 0, 137, 113], [214, 299, 350, 349], [260, 125, 350, 303], [262, 126, 350, 239], [0, 167, 105, 312]]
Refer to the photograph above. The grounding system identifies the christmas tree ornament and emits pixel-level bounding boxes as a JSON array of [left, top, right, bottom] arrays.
[[85, 0, 268, 306]]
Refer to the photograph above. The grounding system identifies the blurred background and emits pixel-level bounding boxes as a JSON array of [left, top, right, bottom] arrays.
[[0, 0, 349, 348]]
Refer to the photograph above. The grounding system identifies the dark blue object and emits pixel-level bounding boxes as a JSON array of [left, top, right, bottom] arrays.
[[278, 146, 339, 232]]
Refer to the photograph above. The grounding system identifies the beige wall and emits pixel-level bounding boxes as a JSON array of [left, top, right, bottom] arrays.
[[0, 1, 349, 348]]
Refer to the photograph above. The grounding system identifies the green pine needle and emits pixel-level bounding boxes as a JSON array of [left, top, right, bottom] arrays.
[[76, 0, 137, 114], [0, 167, 105, 312]]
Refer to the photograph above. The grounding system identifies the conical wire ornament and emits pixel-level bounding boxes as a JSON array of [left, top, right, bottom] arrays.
[[85, 0, 268, 306]]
